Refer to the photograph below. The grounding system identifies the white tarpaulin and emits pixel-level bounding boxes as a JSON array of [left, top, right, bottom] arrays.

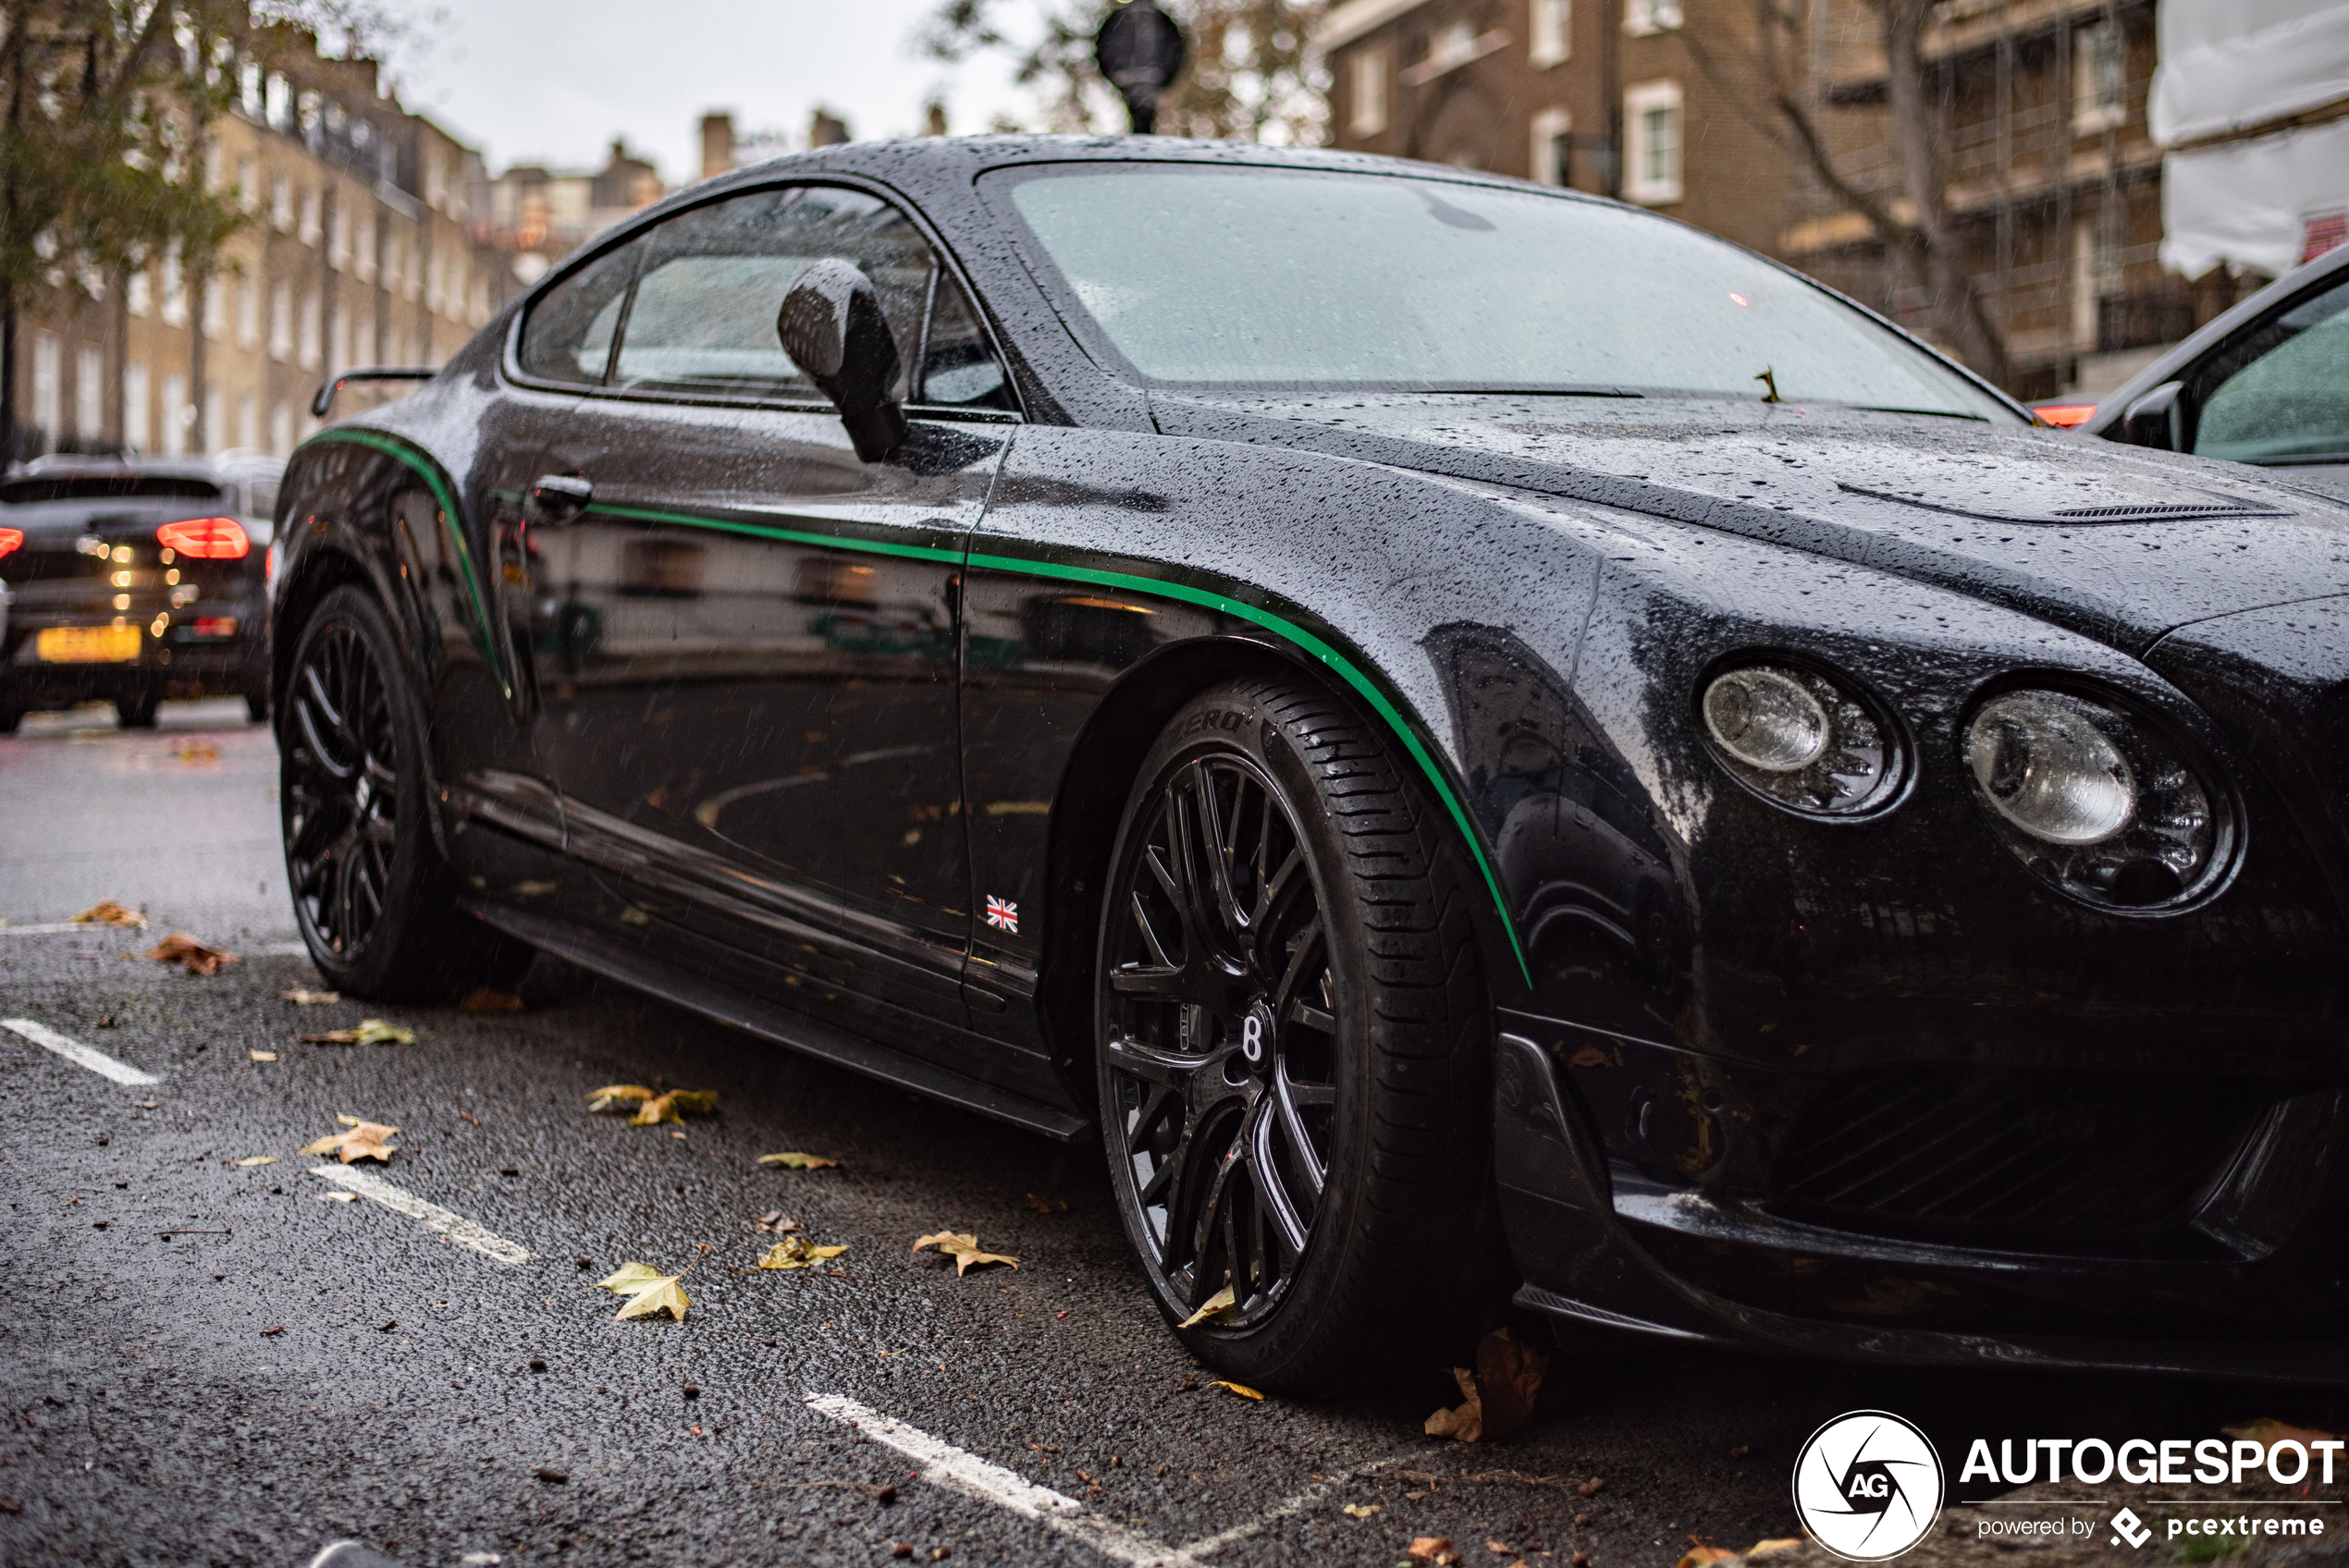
[[2162, 117, 2349, 277], [2148, 0, 2349, 146]]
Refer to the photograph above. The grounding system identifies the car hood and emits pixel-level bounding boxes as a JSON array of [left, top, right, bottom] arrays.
[[1148, 392, 2349, 654]]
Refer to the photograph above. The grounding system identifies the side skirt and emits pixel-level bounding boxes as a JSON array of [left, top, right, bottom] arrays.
[[465, 899, 1089, 1141]]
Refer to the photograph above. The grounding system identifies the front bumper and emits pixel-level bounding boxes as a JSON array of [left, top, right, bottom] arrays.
[[1494, 1031, 2349, 1381]]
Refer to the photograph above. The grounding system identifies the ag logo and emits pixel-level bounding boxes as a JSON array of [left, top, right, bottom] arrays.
[[1791, 1410, 1945, 1562]]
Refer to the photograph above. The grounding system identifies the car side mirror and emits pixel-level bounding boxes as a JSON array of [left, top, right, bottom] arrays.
[[778, 259, 907, 463], [2120, 380, 2184, 451]]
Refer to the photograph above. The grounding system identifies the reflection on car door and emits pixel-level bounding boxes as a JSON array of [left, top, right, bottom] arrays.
[[2187, 271, 2349, 496], [519, 183, 1022, 1061]]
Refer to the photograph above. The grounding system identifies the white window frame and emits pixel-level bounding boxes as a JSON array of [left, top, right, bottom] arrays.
[[31, 331, 60, 442], [1347, 46, 1390, 137], [75, 346, 102, 443], [1531, 107, 1573, 186], [1624, 0, 1682, 36], [1531, 0, 1571, 68], [1624, 79, 1684, 205]]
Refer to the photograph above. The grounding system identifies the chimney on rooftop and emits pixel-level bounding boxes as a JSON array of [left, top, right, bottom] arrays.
[[808, 107, 850, 148], [699, 112, 735, 180]]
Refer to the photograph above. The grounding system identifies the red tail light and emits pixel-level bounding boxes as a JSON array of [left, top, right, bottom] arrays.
[[2034, 403, 2097, 428], [155, 517, 250, 558], [0, 527, 20, 558]]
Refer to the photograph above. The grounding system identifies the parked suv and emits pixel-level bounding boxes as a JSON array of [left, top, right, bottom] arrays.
[[0, 452, 283, 729]]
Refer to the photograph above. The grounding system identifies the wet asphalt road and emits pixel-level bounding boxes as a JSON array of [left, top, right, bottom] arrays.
[[1, 701, 2336, 1568]]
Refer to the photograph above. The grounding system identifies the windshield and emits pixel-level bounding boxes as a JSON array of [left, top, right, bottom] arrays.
[[991, 165, 2018, 420]]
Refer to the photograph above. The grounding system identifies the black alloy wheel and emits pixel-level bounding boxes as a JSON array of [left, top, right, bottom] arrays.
[[279, 585, 531, 1000], [1096, 676, 1500, 1391]]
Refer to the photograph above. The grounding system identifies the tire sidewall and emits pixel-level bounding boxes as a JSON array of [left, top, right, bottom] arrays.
[[1093, 679, 1387, 1386]]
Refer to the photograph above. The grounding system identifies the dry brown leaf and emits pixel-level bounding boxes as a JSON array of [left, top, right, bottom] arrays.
[[1677, 1549, 1740, 1568], [299, 1114, 400, 1164], [1746, 1542, 1804, 1558], [596, 1262, 690, 1322], [300, 1018, 414, 1046], [1211, 1380, 1263, 1400], [1408, 1539, 1457, 1565], [754, 1211, 800, 1233], [281, 988, 339, 1005], [631, 1089, 717, 1126], [757, 1151, 839, 1170], [1025, 1194, 1068, 1213], [459, 988, 526, 1013], [69, 900, 145, 928], [249, 1050, 278, 1062], [232, 1155, 276, 1167], [911, 1231, 1018, 1275], [145, 933, 240, 975], [170, 740, 220, 765], [756, 1235, 848, 1270], [1177, 1285, 1237, 1329], [1425, 1328, 1551, 1443], [1342, 1503, 1382, 1519]]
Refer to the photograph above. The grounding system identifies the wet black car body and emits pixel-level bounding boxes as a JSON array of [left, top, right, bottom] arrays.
[[269, 137, 2349, 1384], [1, 456, 283, 729]]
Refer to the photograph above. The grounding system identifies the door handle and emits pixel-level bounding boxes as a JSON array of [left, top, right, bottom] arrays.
[[523, 473, 594, 528]]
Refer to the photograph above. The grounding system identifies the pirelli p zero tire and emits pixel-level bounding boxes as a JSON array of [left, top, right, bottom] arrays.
[[279, 584, 531, 1001], [1095, 674, 1498, 1392]]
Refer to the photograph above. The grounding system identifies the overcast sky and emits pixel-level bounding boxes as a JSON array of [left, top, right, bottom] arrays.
[[382, 0, 1038, 183]]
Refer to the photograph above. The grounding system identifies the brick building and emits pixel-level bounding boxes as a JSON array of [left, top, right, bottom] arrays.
[[14, 24, 518, 462]]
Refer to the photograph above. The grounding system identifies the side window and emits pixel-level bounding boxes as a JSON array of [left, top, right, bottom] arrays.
[[918, 273, 1015, 411], [611, 185, 934, 400], [517, 239, 641, 386], [2191, 276, 2349, 463]]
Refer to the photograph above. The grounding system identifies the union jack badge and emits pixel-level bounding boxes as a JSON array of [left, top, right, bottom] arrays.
[[985, 895, 1019, 934]]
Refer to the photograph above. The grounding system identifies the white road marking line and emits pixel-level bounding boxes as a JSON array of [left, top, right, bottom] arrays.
[[302, 1165, 533, 1266], [0, 922, 132, 937], [1179, 1470, 1360, 1558], [806, 1392, 1201, 1567], [2, 1017, 163, 1085]]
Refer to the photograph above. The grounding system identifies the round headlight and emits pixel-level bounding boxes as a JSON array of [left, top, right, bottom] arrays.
[[1703, 668, 1829, 772], [1964, 692, 2135, 845], [1961, 686, 2221, 909], [1697, 660, 1901, 816]]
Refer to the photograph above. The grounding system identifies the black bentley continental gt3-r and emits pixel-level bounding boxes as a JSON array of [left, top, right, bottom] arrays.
[[269, 136, 2349, 1390]]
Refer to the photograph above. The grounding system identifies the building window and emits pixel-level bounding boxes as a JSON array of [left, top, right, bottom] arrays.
[[203, 273, 225, 339], [162, 374, 188, 456], [298, 289, 321, 369], [331, 301, 351, 373], [75, 346, 101, 443], [271, 176, 293, 231], [355, 212, 376, 282], [2074, 19, 2125, 134], [203, 386, 225, 456], [269, 399, 292, 457], [1624, 80, 1683, 204], [1347, 47, 1390, 137], [31, 332, 59, 445], [128, 263, 152, 318], [1531, 107, 1573, 186], [237, 156, 258, 213], [1531, 0, 1571, 67], [1624, 0, 1681, 35], [329, 203, 351, 270], [125, 361, 150, 453], [160, 248, 186, 325], [299, 186, 322, 246], [268, 281, 292, 361], [237, 272, 259, 348]]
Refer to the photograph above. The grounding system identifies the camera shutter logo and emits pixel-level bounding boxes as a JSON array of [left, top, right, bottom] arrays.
[[1791, 1411, 1946, 1562]]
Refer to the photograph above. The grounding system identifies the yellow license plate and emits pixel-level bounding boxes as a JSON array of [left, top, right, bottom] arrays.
[[36, 625, 143, 663]]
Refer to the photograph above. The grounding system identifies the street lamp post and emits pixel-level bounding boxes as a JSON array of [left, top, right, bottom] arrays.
[[1095, 0, 1187, 135]]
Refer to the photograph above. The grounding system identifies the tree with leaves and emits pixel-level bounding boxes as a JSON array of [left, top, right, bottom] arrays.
[[1679, 0, 2006, 385], [920, 0, 1326, 145]]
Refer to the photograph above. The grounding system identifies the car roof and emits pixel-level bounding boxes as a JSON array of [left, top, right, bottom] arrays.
[[2080, 240, 2349, 435]]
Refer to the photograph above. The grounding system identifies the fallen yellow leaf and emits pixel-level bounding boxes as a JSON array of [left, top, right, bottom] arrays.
[[756, 1236, 848, 1270], [232, 1155, 276, 1167], [911, 1231, 1017, 1274], [1177, 1284, 1236, 1329], [69, 900, 145, 928], [170, 740, 220, 765], [632, 1089, 717, 1126], [1342, 1503, 1382, 1519], [299, 1115, 400, 1163], [146, 932, 240, 975], [1408, 1538, 1456, 1565], [1211, 1380, 1263, 1400], [300, 1018, 414, 1046], [1026, 1194, 1068, 1213], [459, 988, 525, 1013], [596, 1262, 690, 1321], [1746, 1542, 1805, 1559], [281, 988, 339, 1005], [249, 1050, 278, 1062], [757, 1151, 839, 1170], [585, 1084, 654, 1113]]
